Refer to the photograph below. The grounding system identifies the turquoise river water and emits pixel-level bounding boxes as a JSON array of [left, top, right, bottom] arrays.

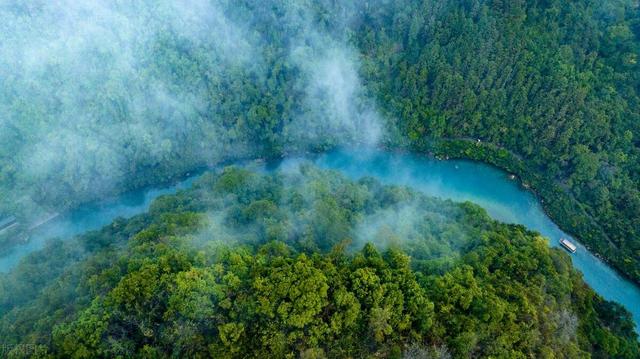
[[1, 148, 638, 329]]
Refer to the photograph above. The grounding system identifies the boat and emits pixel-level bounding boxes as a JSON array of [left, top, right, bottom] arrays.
[[559, 238, 577, 253]]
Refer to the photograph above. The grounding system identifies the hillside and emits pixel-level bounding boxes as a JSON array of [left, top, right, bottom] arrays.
[[1, 0, 639, 283], [0, 166, 637, 358], [350, 0, 640, 285]]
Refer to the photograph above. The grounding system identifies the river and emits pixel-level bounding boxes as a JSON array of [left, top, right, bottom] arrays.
[[1, 148, 638, 329]]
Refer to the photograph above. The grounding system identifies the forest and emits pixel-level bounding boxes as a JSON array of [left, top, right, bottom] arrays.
[[1, 0, 639, 284], [0, 166, 637, 358], [1, 1, 640, 357], [352, 0, 640, 285]]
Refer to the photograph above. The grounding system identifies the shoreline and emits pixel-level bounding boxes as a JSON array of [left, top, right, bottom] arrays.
[[1, 142, 637, 289]]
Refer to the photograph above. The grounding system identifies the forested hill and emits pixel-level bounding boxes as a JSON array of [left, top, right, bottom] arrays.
[[349, 0, 640, 285], [1, 1, 639, 282], [0, 166, 637, 358]]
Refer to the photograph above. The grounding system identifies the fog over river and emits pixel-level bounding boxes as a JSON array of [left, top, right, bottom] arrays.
[[1, 148, 638, 330]]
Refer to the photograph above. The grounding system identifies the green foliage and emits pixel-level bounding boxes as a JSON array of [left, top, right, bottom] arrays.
[[351, 0, 640, 283], [1, 0, 639, 285], [0, 167, 636, 358]]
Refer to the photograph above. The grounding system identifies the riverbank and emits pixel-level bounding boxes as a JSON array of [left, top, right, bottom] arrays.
[[1, 147, 639, 331], [411, 138, 640, 287], [2, 163, 636, 357], [310, 148, 640, 331], [1, 139, 638, 288]]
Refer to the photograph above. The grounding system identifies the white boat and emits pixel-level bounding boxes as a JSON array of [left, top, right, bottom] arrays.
[[559, 238, 577, 253]]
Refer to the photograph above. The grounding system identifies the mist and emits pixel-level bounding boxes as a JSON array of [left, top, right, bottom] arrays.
[[179, 162, 479, 272], [354, 201, 472, 257], [0, 0, 385, 223]]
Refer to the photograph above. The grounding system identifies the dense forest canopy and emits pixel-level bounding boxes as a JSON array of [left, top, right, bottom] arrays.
[[0, 0, 639, 281], [0, 0, 380, 214], [1, 1, 640, 357], [353, 0, 640, 283], [0, 166, 637, 358], [0, 0, 638, 283]]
